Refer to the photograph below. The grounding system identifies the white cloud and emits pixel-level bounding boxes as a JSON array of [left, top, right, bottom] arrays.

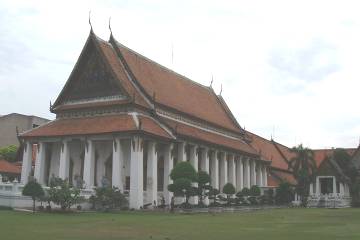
[[0, 0, 359, 149]]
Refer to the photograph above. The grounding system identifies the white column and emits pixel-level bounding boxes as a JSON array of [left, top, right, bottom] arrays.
[[309, 183, 314, 195], [339, 183, 344, 196], [258, 165, 263, 187], [200, 147, 209, 173], [112, 138, 124, 191], [250, 160, 256, 187], [236, 156, 244, 191], [262, 165, 267, 187], [189, 145, 198, 205], [189, 145, 198, 172], [228, 154, 236, 188], [219, 152, 228, 192], [34, 142, 46, 185], [83, 140, 95, 188], [332, 177, 337, 194], [244, 158, 251, 189], [200, 147, 210, 205], [129, 136, 144, 209], [210, 150, 219, 190], [344, 183, 350, 197], [177, 142, 186, 162], [21, 142, 33, 184], [146, 141, 158, 205], [59, 140, 70, 180], [163, 144, 174, 205], [315, 177, 320, 195]]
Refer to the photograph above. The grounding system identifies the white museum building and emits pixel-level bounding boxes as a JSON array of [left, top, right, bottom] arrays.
[[15, 30, 269, 209]]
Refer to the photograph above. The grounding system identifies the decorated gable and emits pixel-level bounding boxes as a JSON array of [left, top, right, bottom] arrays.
[[54, 37, 126, 107]]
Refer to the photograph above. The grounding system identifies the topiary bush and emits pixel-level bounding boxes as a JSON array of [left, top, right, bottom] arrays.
[[241, 187, 251, 196], [22, 179, 44, 213], [223, 183, 236, 205], [249, 185, 261, 196]]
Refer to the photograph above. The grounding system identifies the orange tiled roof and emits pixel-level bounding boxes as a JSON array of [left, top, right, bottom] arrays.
[[114, 40, 241, 133], [161, 117, 258, 156], [246, 132, 289, 170], [313, 148, 357, 167], [268, 169, 296, 186], [0, 160, 21, 175], [273, 142, 296, 163], [21, 114, 172, 139]]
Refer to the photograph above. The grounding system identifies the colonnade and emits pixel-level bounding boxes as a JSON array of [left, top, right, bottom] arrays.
[[21, 137, 268, 209]]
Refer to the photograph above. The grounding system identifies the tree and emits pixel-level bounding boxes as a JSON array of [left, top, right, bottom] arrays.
[[48, 177, 83, 211], [168, 178, 193, 205], [168, 162, 198, 206], [275, 182, 293, 205], [22, 180, 45, 213], [288, 144, 316, 206], [0, 145, 18, 162], [170, 162, 197, 182], [223, 183, 236, 205], [197, 171, 211, 206], [333, 148, 360, 206], [333, 148, 352, 170]]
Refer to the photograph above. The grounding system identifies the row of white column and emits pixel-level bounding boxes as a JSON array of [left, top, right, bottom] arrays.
[[21, 139, 269, 209], [178, 143, 268, 195], [21, 138, 173, 210], [309, 176, 349, 197]]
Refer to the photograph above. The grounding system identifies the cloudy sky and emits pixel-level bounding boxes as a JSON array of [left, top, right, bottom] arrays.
[[0, 0, 359, 149]]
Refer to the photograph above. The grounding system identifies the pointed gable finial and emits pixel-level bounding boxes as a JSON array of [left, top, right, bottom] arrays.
[[108, 17, 112, 35], [210, 75, 213, 88], [220, 84, 223, 95], [88, 11, 93, 31]]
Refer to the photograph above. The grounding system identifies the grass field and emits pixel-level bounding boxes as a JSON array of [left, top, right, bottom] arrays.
[[0, 208, 360, 240]]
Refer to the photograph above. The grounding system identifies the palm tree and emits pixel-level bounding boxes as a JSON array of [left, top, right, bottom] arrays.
[[288, 144, 317, 206]]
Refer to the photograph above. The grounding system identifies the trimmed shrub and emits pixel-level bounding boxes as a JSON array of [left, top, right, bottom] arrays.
[[241, 187, 251, 196], [249, 185, 261, 196]]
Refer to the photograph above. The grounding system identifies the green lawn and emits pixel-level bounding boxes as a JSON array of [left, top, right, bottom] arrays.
[[0, 208, 360, 240]]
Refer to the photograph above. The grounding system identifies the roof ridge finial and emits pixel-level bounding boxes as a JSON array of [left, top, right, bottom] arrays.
[[108, 16, 112, 35], [210, 75, 213, 88], [88, 11, 93, 32], [219, 84, 223, 95]]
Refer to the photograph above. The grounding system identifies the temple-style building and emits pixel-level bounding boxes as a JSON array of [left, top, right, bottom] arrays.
[[19, 29, 269, 209]]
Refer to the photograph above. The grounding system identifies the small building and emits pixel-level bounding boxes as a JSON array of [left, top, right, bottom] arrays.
[[307, 149, 356, 208], [0, 113, 49, 148], [0, 160, 21, 182]]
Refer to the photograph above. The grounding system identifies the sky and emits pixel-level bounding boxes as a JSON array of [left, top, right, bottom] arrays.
[[0, 0, 359, 149]]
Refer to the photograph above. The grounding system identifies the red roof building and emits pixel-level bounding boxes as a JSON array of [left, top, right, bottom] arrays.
[[19, 30, 268, 209], [0, 160, 21, 181]]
